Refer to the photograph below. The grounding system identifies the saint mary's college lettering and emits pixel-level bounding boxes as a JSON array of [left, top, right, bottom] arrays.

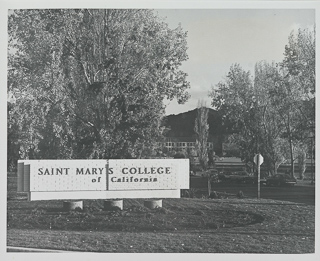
[[37, 166, 171, 177]]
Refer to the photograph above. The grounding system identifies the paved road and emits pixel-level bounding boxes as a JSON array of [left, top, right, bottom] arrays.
[[212, 181, 315, 205]]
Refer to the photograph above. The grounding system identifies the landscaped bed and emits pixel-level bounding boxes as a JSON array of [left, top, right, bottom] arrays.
[[7, 198, 264, 232], [7, 175, 315, 253]]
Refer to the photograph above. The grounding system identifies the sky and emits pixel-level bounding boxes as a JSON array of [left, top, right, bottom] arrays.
[[155, 9, 315, 115]]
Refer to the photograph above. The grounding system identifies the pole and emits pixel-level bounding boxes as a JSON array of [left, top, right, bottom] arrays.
[[311, 137, 314, 185], [106, 159, 109, 190], [257, 155, 260, 199]]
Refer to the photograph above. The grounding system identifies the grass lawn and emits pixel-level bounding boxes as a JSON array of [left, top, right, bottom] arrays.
[[7, 176, 315, 253]]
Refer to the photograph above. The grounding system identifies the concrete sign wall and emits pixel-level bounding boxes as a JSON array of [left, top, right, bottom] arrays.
[[17, 159, 189, 201]]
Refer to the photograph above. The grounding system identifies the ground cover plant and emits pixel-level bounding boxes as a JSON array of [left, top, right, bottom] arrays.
[[7, 175, 315, 253]]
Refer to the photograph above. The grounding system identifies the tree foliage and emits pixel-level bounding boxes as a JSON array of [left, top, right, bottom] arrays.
[[210, 28, 315, 176], [8, 9, 190, 167]]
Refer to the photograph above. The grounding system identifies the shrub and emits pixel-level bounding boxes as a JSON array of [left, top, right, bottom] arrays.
[[209, 191, 219, 199], [237, 190, 244, 198], [186, 188, 198, 198], [173, 152, 186, 159]]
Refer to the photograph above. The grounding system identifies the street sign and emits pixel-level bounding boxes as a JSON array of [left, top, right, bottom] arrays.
[[253, 154, 264, 166], [253, 154, 263, 199]]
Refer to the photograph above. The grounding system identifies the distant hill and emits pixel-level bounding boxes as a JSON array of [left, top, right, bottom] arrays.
[[162, 108, 225, 138]]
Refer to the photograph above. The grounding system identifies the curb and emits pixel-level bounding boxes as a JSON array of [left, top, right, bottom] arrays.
[[7, 246, 79, 252]]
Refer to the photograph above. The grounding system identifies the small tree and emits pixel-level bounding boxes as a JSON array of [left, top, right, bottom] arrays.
[[194, 104, 209, 170]]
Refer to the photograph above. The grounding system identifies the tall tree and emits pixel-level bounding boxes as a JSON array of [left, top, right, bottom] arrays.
[[210, 64, 259, 166], [210, 62, 291, 175], [8, 9, 190, 164], [269, 28, 315, 176], [253, 61, 289, 175]]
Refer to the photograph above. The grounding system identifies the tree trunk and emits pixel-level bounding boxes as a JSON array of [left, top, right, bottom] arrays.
[[298, 150, 306, 180], [287, 111, 295, 178], [289, 137, 294, 177]]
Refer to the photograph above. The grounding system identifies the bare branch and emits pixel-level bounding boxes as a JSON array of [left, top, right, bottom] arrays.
[[81, 62, 92, 85]]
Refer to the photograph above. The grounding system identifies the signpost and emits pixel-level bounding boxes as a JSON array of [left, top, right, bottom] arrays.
[[253, 154, 263, 199], [17, 159, 189, 201]]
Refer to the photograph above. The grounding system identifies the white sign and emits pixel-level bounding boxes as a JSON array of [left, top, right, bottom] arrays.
[[17, 159, 189, 200], [253, 154, 264, 166]]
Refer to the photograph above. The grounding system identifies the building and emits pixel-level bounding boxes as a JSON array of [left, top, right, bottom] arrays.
[[160, 137, 214, 152]]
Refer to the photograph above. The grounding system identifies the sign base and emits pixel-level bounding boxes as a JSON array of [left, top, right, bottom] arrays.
[[28, 189, 181, 201]]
